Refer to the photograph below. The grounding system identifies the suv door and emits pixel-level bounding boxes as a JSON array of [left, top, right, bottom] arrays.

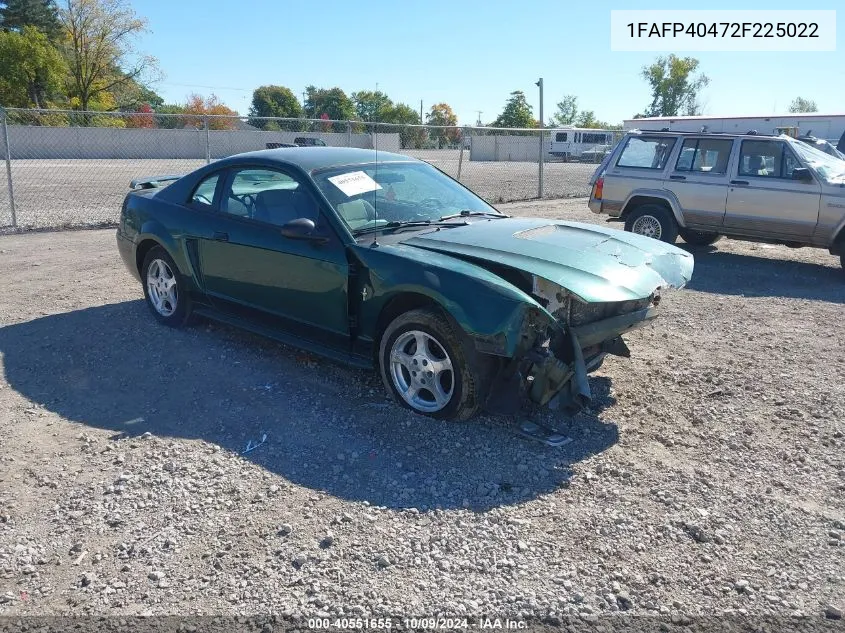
[[197, 166, 350, 347], [664, 137, 734, 229], [724, 139, 822, 239]]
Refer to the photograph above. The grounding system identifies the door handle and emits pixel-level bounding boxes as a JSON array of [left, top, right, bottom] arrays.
[[669, 175, 686, 180], [213, 231, 229, 241], [730, 180, 749, 186]]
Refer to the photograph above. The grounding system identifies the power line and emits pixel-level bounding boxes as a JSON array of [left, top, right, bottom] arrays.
[[159, 82, 252, 92]]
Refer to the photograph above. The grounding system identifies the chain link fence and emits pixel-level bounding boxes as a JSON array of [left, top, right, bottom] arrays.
[[0, 108, 603, 231]]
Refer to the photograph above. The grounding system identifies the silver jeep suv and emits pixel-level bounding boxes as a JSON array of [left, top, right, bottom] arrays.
[[588, 130, 845, 270]]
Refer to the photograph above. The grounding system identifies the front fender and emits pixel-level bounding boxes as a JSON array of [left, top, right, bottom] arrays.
[[352, 243, 557, 357]]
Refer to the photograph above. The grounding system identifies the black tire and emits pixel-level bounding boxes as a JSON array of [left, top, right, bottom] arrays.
[[141, 246, 193, 327], [679, 228, 722, 246], [378, 308, 492, 421], [624, 204, 679, 244]]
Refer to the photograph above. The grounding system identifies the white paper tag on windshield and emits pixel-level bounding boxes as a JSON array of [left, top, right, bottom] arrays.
[[327, 171, 382, 197]]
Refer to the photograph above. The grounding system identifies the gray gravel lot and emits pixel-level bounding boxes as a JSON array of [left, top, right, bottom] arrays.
[[0, 199, 843, 623], [0, 155, 596, 230]]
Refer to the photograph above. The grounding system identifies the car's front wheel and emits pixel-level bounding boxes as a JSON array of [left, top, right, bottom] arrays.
[[679, 228, 722, 246], [141, 246, 193, 327], [379, 308, 491, 421], [624, 204, 678, 244]]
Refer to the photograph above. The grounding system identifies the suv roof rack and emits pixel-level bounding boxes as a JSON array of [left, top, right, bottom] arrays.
[[628, 128, 780, 138]]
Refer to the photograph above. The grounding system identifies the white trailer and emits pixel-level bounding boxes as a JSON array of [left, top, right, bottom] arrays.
[[623, 114, 845, 145], [547, 127, 620, 161]]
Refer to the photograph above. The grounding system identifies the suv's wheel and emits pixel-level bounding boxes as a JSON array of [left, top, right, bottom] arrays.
[[379, 308, 491, 421], [141, 246, 193, 327], [624, 204, 679, 244], [678, 228, 722, 246]]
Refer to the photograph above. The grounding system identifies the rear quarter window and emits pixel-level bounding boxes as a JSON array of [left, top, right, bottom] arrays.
[[616, 136, 677, 170]]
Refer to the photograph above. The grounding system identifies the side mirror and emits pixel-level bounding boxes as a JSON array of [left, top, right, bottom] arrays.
[[792, 167, 813, 182], [280, 217, 320, 240]]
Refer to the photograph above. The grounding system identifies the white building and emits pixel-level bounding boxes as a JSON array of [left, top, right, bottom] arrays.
[[622, 113, 845, 143]]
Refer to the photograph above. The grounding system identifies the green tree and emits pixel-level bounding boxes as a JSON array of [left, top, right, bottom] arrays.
[[575, 110, 597, 128], [492, 90, 536, 128], [154, 103, 186, 129], [248, 85, 302, 128], [387, 102, 424, 149], [303, 85, 354, 131], [788, 97, 818, 113], [425, 102, 458, 148], [351, 89, 393, 122], [549, 94, 578, 126], [0, 25, 65, 107], [59, 0, 159, 112], [0, 0, 61, 40], [641, 55, 709, 117]]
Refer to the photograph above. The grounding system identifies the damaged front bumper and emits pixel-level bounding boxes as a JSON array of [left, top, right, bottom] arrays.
[[484, 303, 660, 416]]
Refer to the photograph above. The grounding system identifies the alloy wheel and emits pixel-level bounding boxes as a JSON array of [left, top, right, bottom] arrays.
[[389, 330, 455, 413]]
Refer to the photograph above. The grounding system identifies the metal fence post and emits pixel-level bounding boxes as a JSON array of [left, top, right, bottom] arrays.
[[2, 114, 16, 228], [204, 116, 210, 164], [347, 121, 352, 147], [536, 77, 544, 199], [457, 127, 466, 181], [538, 128, 544, 198]]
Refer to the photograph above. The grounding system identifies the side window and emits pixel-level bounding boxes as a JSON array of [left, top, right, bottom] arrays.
[[616, 136, 677, 169], [738, 140, 796, 179], [191, 173, 219, 207], [221, 168, 320, 227], [556, 132, 567, 142], [674, 138, 733, 174]]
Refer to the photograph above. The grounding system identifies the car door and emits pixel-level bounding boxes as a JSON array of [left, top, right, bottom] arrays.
[[197, 166, 350, 346], [723, 139, 821, 239], [663, 136, 733, 229]]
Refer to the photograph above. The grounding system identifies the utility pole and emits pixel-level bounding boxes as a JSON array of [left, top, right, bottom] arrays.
[[420, 100, 423, 124], [475, 111, 482, 126], [535, 78, 544, 198]]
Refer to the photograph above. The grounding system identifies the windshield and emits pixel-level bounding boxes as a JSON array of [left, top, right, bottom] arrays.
[[312, 161, 501, 232], [791, 139, 845, 184]]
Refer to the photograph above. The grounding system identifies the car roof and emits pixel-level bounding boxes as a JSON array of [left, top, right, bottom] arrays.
[[214, 146, 416, 173]]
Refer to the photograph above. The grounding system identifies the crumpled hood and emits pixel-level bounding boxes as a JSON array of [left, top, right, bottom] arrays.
[[400, 218, 694, 302]]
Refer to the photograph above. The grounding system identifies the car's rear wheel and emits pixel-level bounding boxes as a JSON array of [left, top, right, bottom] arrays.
[[379, 308, 491, 421], [141, 246, 193, 327], [624, 204, 678, 244], [678, 228, 722, 246]]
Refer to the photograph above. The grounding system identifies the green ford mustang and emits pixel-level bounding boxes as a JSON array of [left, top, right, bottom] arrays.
[[117, 147, 694, 421]]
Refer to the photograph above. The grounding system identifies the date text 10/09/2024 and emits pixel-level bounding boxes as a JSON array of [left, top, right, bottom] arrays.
[[307, 618, 528, 630], [626, 22, 819, 38]]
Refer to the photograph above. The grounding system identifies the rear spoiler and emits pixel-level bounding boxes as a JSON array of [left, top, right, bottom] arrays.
[[129, 175, 183, 190]]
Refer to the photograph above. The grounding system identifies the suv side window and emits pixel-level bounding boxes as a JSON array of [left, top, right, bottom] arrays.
[[616, 136, 677, 169], [738, 140, 801, 179], [675, 138, 733, 174]]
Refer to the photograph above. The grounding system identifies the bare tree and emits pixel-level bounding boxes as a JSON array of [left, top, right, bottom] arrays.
[[58, 0, 158, 112]]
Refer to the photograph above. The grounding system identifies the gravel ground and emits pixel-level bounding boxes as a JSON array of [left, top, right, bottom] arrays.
[[0, 155, 596, 231], [0, 199, 843, 624]]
